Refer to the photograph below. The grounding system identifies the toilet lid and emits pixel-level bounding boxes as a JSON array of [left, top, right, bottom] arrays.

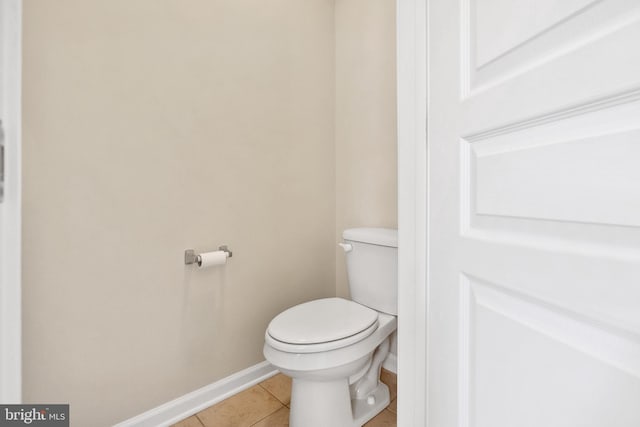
[[267, 297, 378, 345]]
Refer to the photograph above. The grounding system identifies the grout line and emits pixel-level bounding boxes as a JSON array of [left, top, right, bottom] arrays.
[[248, 404, 285, 427], [257, 382, 289, 407], [194, 413, 206, 427], [192, 385, 284, 427]]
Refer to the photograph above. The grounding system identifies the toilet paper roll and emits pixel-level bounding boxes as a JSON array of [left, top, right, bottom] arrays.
[[198, 250, 228, 268]]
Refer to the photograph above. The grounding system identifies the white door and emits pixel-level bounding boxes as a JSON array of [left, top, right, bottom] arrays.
[[0, 0, 21, 403], [427, 0, 640, 426]]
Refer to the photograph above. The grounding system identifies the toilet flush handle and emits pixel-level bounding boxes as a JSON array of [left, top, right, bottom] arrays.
[[338, 242, 353, 253]]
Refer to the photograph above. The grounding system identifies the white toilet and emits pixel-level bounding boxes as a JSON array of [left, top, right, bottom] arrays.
[[263, 227, 397, 427]]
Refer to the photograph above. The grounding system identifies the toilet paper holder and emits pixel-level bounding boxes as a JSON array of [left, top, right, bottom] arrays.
[[184, 246, 233, 266]]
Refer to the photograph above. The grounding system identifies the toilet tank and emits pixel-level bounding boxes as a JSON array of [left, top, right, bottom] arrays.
[[342, 228, 398, 315]]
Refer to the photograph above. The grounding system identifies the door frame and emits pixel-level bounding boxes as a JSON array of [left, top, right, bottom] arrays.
[[0, 0, 22, 403], [397, 0, 428, 425]]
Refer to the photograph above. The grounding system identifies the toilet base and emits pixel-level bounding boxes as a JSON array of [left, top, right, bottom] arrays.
[[289, 378, 390, 427], [352, 381, 390, 426]]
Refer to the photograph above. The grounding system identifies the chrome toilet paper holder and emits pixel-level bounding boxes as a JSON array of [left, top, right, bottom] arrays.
[[185, 246, 233, 266]]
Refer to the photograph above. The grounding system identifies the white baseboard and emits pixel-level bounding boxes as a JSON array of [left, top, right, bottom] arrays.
[[383, 352, 397, 374], [114, 361, 277, 427]]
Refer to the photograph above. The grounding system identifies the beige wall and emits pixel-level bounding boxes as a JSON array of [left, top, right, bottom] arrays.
[[335, 0, 398, 298], [22, 0, 397, 425], [22, 1, 335, 425]]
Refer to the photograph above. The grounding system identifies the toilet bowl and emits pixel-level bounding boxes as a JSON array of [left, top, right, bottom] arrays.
[[263, 228, 398, 427], [264, 298, 396, 427]]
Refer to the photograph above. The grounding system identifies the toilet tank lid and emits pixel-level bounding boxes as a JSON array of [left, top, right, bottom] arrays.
[[343, 228, 398, 248]]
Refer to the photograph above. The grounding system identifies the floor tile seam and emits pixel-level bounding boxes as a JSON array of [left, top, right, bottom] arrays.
[[248, 402, 285, 427], [193, 413, 207, 427], [257, 383, 290, 407]]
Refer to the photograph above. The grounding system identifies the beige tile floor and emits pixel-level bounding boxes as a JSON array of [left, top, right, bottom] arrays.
[[173, 369, 397, 427]]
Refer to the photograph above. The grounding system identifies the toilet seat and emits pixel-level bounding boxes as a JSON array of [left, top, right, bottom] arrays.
[[266, 298, 379, 354]]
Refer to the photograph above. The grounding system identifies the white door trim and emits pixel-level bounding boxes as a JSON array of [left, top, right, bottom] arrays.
[[0, 0, 22, 403], [397, 0, 428, 425]]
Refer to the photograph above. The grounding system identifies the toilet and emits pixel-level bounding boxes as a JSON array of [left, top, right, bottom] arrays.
[[263, 228, 397, 427]]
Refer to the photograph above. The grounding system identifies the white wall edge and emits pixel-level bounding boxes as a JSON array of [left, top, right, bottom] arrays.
[[0, 0, 22, 404], [114, 361, 278, 427], [397, 0, 428, 425], [383, 353, 397, 374]]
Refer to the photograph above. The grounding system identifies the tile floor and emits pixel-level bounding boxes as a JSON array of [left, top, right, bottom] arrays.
[[172, 369, 397, 427]]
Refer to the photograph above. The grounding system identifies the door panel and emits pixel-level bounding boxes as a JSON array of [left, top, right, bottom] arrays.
[[467, 95, 640, 226], [428, 0, 640, 425], [462, 0, 640, 134], [474, 128, 640, 227], [474, 0, 598, 68], [466, 276, 640, 427]]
